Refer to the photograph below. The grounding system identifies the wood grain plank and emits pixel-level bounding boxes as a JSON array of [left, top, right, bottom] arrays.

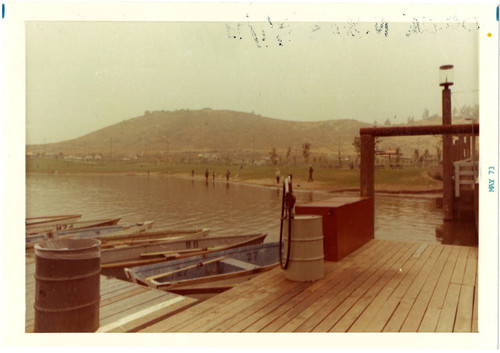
[[195, 272, 301, 332], [331, 243, 419, 332], [418, 245, 461, 332], [383, 245, 444, 332], [141, 268, 285, 332], [298, 241, 406, 332], [363, 243, 438, 332], [175, 272, 300, 332], [100, 290, 166, 321], [454, 285, 474, 332], [320, 243, 412, 332], [348, 243, 423, 332], [462, 247, 478, 286], [101, 296, 197, 332], [472, 270, 478, 332], [400, 245, 452, 332], [262, 240, 394, 332], [435, 283, 461, 332], [450, 247, 470, 285], [100, 291, 176, 326], [228, 281, 309, 332], [287, 240, 400, 332]]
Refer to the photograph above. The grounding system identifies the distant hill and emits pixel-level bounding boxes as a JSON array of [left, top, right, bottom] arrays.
[[27, 108, 449, 163]]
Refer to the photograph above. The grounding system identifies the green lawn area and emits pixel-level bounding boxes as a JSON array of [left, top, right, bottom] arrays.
[[26, 158, 442, 192]]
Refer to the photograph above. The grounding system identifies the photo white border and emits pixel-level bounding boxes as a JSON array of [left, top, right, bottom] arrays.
[[1, 1, 498, 349]]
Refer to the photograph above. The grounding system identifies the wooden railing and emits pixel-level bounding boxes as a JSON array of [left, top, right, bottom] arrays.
[[454, 158, 478, 197]]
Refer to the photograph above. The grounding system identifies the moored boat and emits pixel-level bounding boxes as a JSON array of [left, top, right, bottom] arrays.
[[25, 221, 155, 249], [95, 226, 209, 244], [26, 217, 121, 237], [26, 214, 82, 234], [101, 233, 267, 279], [124, 242, 279, 300]]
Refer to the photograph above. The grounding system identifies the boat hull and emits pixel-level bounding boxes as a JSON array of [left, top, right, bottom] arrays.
[[101, 233, 267, 280], [26, 215, 82, 234], [125, 243, 279, 299]]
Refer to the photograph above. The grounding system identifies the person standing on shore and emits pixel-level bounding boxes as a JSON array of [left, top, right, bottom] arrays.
[[212, 171, 215, 181], [205, 168, 209, 182], [275, 168, 280, 184], [225, 170, 230, 181], [308, 165, 314, 182], [191, 169, 195, 178]]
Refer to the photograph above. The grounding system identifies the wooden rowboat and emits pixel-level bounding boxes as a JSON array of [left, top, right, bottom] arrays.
[[26, 214, 82, 234], [26, 217, 121, 239], [100, 233, 267, 280], [124, 242, 279, 300], [25, 221, 156, 249], [96, 226, 209, 245]]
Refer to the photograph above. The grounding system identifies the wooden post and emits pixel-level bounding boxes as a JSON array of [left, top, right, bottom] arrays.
[[360, 134, 375, 238], [442, 86, 453, 221]]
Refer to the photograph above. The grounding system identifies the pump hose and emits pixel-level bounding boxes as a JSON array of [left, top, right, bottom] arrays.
[[279, 176, 294, 270]]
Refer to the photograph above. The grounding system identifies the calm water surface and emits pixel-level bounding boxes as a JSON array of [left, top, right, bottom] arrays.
[[26, 174, 443, 244]]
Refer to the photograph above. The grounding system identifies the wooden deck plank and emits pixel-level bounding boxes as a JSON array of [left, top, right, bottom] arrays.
[[175, 271, 301, 332], [104, 297, 198, 332], [418, 246, 461, 332], [286, 240, 400, 332], [193, 272, 302, 332], [315, 242, 410, 332], [450, 247, 470, 284], [257, 240, 392, 332], [100, 290, 167, 321], [141, 268, 286, 332], [100, 286, 149, 307], [472, 270, 478, 332], [435, 283, 461, 332], [454, 285, 474, 332], [228, 280, 310, 332], [147, 239, 385, 333], [100, 290, 177, 325], [331, 242, 420, 332], [383, 245, 445, 332], [297, 241, 406, 332], [462, 247, 477, 286], [46, 239, 476, 334], [400, 245, 452, 332], [348, 242, 424, 332], [362, 243, 438, 332]]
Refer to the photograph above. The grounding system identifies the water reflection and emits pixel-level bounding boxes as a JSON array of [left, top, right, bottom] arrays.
[[26, 174, 445, 244]]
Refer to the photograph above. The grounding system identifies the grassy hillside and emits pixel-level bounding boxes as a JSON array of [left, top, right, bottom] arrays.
[[27, 108, 445, 162]]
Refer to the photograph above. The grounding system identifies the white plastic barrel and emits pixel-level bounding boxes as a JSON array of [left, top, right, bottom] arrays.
[[283, 215, 324, 281]]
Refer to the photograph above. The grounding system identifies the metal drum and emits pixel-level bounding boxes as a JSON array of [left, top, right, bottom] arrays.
[[34, 238, 101, 332], [284, 215, 324, 281]]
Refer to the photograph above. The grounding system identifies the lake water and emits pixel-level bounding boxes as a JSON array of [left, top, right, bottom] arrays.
[[26, 174, 443, 244]]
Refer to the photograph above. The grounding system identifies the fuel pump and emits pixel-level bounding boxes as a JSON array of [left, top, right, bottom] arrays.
[[279, 175, 296, 269], [279, 175, 325, 281]]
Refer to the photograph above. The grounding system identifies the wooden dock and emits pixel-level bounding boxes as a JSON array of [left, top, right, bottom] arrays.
[[25, 258, 198, 333], [139, 239, 478, 333]]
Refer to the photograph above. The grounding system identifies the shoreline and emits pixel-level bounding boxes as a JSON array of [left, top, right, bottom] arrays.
[[26, 171, 443, 195]]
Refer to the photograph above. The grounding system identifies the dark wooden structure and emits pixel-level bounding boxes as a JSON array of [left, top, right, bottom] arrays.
[[359, 124, 479, 228], [295, 197, 373, 261]]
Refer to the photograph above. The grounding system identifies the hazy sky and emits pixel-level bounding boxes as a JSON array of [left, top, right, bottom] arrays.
[[26, 20, 479, 144]]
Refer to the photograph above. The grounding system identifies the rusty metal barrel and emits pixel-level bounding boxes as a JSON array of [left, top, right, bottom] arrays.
[[34, 238, 101, 332], [284, 215, 324, 281]]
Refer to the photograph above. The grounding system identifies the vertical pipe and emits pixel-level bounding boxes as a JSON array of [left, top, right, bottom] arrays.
[[360, 134, 375, 238], [442, 86, 453, 220]]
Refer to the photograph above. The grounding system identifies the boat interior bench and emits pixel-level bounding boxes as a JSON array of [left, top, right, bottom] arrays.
[[221, 257, 259, 271], [295, 196, 373, 262]]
